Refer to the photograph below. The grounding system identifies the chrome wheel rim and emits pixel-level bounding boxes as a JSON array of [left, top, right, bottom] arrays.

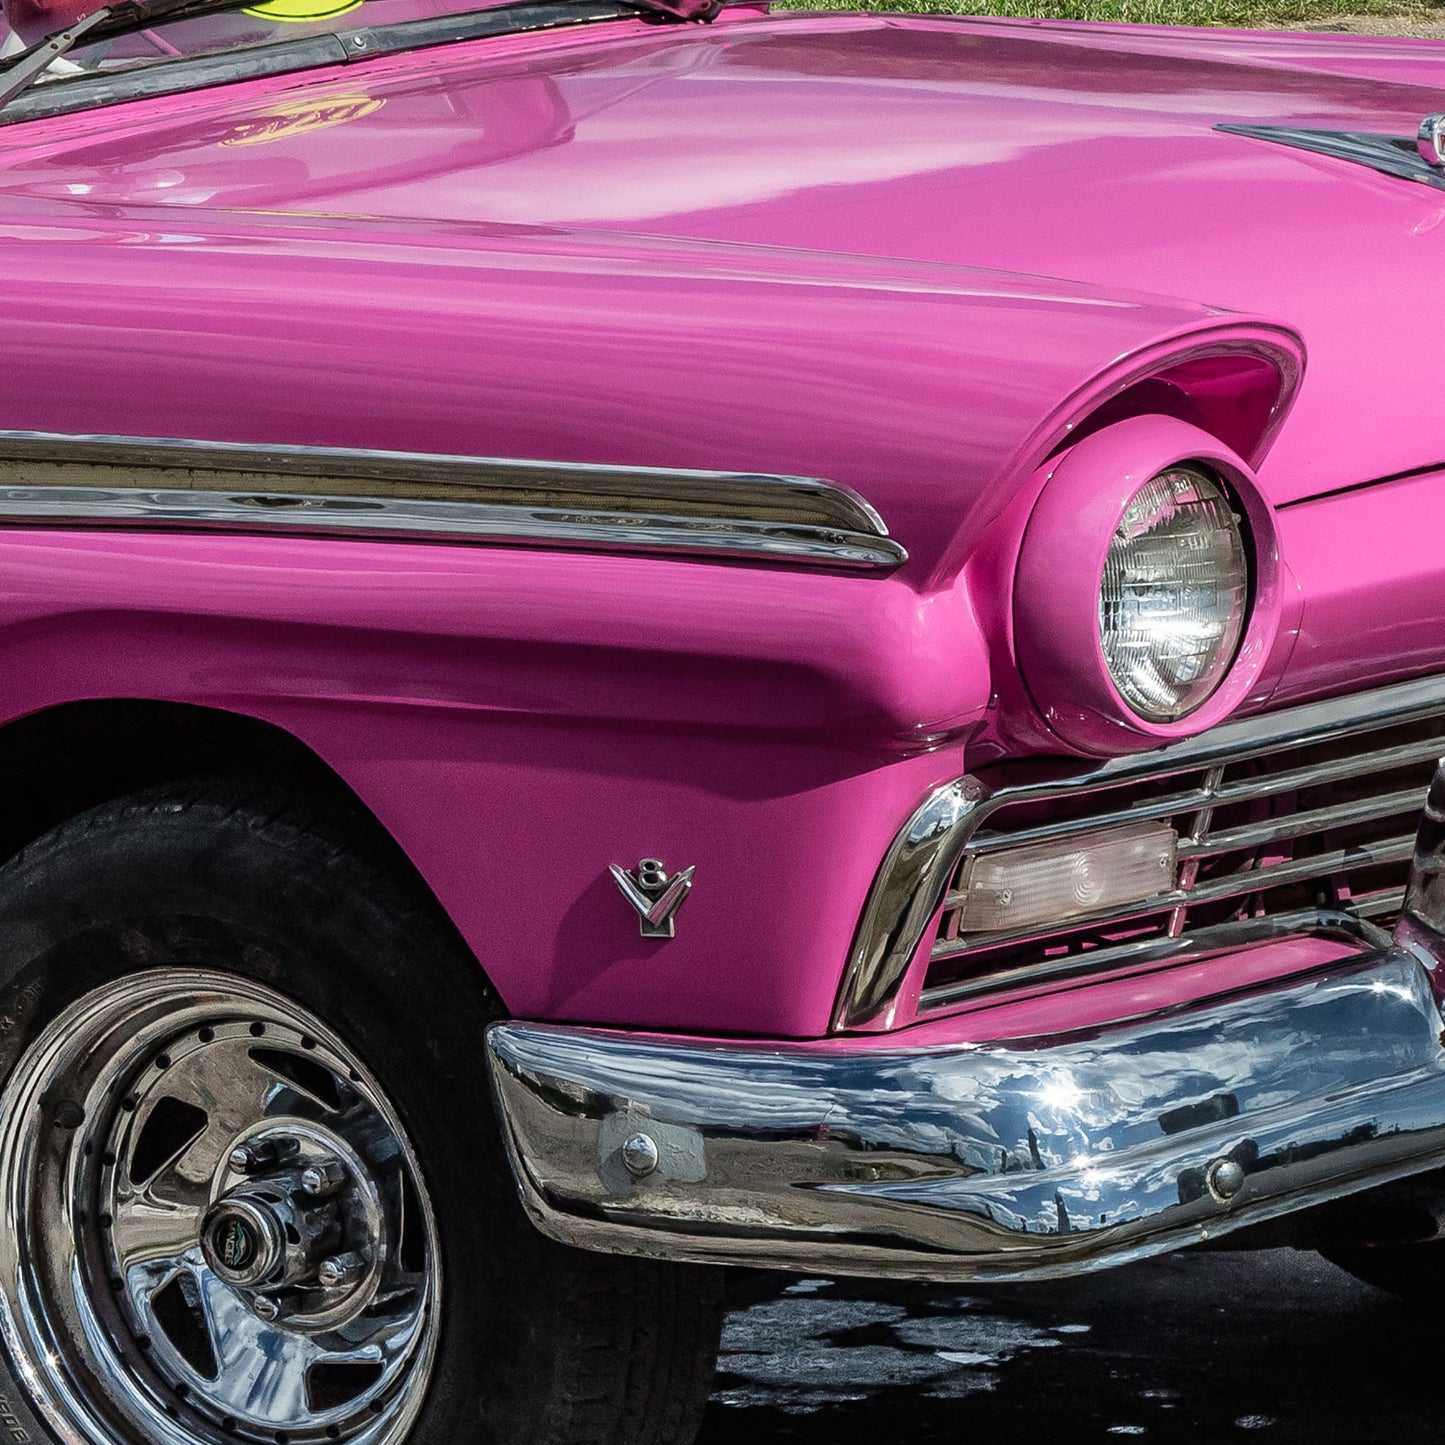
[[0, 970, 441, 1445]]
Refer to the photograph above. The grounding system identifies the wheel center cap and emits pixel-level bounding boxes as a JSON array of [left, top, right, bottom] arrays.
[[200, 1198, 285, 1289], [216, 1214, 258, 1273]]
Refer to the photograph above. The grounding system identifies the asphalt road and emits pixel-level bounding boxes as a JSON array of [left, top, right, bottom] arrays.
[[702, 1249, 1438, 1445]]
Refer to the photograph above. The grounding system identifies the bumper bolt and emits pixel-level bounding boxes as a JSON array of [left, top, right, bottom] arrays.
[[620, 1132, 660, 1179], [1207, 1157, 1246, 1201], [317, 1252, 367, 1289]]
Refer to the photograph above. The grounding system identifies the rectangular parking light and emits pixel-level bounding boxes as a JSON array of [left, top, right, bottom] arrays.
[[954, 822, 1178, 935]]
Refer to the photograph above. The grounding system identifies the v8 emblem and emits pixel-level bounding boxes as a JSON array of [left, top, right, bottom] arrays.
[[610, 857, 696, 939]]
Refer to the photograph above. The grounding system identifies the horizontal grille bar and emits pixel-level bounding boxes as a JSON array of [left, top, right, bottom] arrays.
[[922, 678, 1445, 1013], [934, 833, 1415, 962], [1208, 736, 1445, 808], [923, 908, 1393, 1012], [1179, 788, 1424, 858]]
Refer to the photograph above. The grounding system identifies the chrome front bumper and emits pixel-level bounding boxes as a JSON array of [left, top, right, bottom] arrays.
[[485, 770, 1445, 1283]]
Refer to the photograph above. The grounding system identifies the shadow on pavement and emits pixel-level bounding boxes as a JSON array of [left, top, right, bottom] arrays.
[[702, 1248, 1437, 1445]]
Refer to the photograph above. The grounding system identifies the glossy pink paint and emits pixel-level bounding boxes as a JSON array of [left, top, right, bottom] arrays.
[[2, 9, 1436, 508], [1274, 469, 1445, 707], [530, 934, 1369, 1049], [0, 526, 984, 1036], [0, 9, 1435, 1038]]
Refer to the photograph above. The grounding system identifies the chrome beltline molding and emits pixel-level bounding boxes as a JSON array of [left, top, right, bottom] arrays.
[[0, 431, 905, 570], [834, 671, 1445, 1031]]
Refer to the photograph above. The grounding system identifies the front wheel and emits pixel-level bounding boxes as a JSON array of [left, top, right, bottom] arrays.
[[0, 783, 724, 1445], [1321, 1242, 1445, 1304]]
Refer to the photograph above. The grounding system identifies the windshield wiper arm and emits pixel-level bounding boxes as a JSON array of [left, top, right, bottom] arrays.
[[0, 6, 112, 108], [0, 0, 262, 110]]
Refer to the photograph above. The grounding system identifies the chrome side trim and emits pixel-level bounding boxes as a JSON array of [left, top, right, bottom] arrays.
[[0, 432, 905, 570], [488, 943, 1445, 1282], [1216, 123, 1445, 192], [830, 779, 986, 1031], [836, 672, 1445, 1031]]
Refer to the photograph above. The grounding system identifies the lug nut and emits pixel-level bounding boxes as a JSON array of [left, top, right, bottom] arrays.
[[317, 1251, 367, 1289], [252, 1295, 280, 1322], [300, 1159, 347, 1197], [229, 1137, 299, 1174]]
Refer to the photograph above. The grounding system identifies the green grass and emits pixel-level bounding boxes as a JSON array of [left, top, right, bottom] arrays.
[[782, 0, 1444, 30]]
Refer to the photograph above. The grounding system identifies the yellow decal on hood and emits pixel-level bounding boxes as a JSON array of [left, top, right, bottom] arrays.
[[243, 0, 363, 21], [220, 93, 385, 146]]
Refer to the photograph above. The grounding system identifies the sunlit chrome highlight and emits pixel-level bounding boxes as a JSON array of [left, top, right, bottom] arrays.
[[489, 940, 1445, 1281], [1421, 114, 1445, 168]]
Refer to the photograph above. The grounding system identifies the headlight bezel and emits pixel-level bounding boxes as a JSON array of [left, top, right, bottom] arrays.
[[1013, 415, 1287, 756]]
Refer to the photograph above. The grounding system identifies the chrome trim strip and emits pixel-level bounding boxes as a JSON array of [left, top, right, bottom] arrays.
[[488, 941, 1445, 1281], [1177, 785, 1422, 858], [835, 673, 1445, 1031], [0, 432, 905, 570], [830, 779, 986, 1031], [1216, 123, 1445, 192], [1397, 761, 1445, 959], [920, 907, 1391, 1011]]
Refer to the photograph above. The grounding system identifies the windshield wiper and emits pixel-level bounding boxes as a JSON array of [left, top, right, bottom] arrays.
[[0, 0, 714, 113], [0, 0, 266, 110]]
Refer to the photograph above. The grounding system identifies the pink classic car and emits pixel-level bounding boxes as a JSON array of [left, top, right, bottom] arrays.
[[0, 0, 1439, 1439]]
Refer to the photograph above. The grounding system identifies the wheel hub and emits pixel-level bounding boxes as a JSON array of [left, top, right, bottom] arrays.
[[0, 971, 441, 1445], [196, 1124, 384, 1327]]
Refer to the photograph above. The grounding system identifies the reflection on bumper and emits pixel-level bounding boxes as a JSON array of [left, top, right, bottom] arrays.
[[487, 947, 1445, 1281]]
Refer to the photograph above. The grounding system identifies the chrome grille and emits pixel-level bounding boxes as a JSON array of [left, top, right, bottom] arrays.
[[921, 679, 1445, 1014]]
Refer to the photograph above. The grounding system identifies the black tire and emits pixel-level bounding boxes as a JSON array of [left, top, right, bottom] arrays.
[[0, 780, 725, 1445], [1321, 1243, 1445, 1304]]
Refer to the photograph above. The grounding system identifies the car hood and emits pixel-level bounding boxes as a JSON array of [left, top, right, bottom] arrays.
[[1, 9, 1443, 502]]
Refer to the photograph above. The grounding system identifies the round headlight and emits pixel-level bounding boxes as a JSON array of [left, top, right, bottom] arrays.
[[1099, 467, 1248, 722]]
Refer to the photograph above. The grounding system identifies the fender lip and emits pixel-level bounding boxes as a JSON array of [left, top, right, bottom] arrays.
[[487, 940, 1445, 1283]]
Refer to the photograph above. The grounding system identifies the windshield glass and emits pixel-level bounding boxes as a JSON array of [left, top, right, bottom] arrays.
[[0, 0, 553, 85]]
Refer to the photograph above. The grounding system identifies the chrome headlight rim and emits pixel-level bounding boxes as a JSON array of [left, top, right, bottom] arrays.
[[1013, 414, 1286, 757]]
